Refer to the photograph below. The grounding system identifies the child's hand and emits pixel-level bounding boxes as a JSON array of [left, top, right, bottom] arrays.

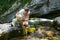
[[23, 21, 28, 25], [24, 18, 28, 21]]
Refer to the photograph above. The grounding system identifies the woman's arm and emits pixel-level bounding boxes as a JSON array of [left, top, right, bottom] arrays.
[[24, 14, 30, 21]]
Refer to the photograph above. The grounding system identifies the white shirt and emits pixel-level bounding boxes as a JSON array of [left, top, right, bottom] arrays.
[[18, 9, 30, 20]]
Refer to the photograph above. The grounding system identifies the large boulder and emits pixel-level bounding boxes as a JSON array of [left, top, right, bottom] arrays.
[[29, 0, 60, 18]]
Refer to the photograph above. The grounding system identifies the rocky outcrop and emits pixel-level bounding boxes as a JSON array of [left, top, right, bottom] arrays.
[[29, 0, 60, 18], [0, 23, 60, 40]]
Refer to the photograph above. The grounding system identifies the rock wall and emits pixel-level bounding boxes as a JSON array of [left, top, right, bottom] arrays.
[[29, 0, 60, 17]]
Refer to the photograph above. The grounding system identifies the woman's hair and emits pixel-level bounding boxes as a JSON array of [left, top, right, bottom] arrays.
[[24, 8, 29, 12]]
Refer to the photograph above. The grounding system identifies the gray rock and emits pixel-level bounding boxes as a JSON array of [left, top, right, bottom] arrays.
[[29, 0, 60, 14], [29, 0, 60, 18], [54, 17, 60, 24]]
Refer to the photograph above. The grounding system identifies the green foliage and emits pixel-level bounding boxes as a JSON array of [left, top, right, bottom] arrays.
[[0, 0, 32, 15], [0, 0, 16, 15], [20, 0, 32, 7]]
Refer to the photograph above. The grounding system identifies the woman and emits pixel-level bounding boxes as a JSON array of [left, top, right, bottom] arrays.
[[12, 8, 30, 29]]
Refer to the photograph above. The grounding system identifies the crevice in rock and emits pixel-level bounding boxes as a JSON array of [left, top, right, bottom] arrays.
[[30, 9, 60, 19]]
